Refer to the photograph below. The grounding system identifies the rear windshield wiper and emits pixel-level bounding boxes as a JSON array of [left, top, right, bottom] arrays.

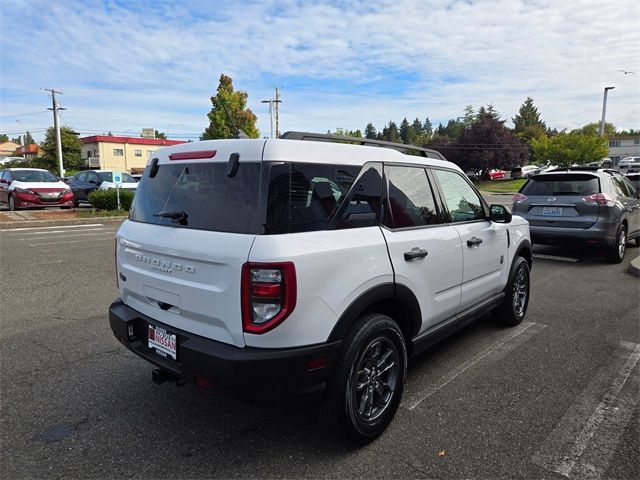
[[153, 210, 189, 225]]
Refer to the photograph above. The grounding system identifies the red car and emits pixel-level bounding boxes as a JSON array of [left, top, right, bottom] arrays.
[[489, 169, 506, 180], [0, 168, 74, 210]]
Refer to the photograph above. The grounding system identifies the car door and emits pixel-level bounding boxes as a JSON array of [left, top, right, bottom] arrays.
[[0, 171, 8, 203], [613, 176, 640, 237], [380, 164, 463, 332], [432, 168, 509, 311], [69, 172, 85, 199], [86, 172, 102, 197]]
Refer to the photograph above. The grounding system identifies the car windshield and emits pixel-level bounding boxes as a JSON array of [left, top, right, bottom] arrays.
[[12, 170, 58, 183], [97, 172, 135, 183], [521, 174, 600, 196]]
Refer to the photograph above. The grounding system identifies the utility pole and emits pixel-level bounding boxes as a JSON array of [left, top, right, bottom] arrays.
[[45, 88, 65, 177], [274, 87, 282, 138]]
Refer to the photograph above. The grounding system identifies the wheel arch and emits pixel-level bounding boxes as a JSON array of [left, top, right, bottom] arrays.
[[515, 239, 532, 269], [327, 283, 422, 347]]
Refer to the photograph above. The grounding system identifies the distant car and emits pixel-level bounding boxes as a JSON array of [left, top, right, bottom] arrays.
[[131, 174, 143, 182], [512, 167, 640, 262], [0, 168, 74, 210], [618, 156, 640, 168], [465, 170, 478, 181], [512, 165, 542, 179], [68, 170, 138, 206], [0, 156, 26, 167], [489, 169, 506, 180]]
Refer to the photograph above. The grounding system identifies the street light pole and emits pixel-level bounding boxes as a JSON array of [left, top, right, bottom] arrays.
[[261, 99, 274, 138], [599, 86, 615, 137]]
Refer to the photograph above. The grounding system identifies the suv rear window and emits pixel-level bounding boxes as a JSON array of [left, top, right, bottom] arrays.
[[521, 174, 600, 196], [130, 162, 262, 234]]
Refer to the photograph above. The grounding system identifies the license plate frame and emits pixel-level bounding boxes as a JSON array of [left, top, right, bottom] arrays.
[[542, 206, 563, 217], [148, 325, 177, 360]]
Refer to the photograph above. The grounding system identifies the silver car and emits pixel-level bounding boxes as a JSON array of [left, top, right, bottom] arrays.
[[512, 168, 640, 263]]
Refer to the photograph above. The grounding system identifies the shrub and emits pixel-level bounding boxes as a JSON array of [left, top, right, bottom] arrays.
[[88, 189, 135, 211]]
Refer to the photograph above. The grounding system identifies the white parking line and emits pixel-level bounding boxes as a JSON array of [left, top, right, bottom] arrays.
[[532, 341, 640, 478], [533, 254, 580, 263], [3, 223, 104, 232], [402, 321, 548, 411], [12, 227, 109, 236], [29, 234, 116, 247]]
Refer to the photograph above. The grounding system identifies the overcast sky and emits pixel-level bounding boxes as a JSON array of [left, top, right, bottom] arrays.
[[1, 0, 638, 142]]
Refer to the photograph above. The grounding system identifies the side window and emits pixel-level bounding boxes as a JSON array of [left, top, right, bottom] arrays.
[[88, 173, 101, 184], [76, 172, 87, 182], [385, 165, 441, 228], [333, 164, 383, 230], [621, 177, 637, 196], [265, 163, 361, 234], [434, 169, 486, 223]]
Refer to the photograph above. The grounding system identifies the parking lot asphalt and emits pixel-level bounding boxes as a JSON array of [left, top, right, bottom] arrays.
[[1, 222, 639, 479]]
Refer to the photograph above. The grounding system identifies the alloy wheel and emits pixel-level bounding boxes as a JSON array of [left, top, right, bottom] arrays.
[[513, 266, 528, 317], [351, 337, 399, 422], [618, 229, 626, 259]]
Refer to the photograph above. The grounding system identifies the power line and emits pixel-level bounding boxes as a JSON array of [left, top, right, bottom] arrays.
[[0, 110, 50, 119]]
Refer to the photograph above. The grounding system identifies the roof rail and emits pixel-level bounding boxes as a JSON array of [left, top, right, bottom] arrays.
[[546, 166, 622, 175], [280, 131, 446, 160]]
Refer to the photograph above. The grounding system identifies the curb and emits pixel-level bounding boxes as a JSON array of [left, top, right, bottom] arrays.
[[0, 216, 126, 230], [629, 255, 640, 278]]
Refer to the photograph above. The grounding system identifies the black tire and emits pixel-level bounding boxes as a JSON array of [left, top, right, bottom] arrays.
[[319, 313, 407, 444], [8, 194, 16, 211], [494, 256, 530, 326], [604, 225, 627, 263]]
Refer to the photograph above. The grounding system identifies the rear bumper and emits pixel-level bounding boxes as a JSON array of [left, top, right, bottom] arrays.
[[529, 223, 617, 247], [109, 299, 341, 405]]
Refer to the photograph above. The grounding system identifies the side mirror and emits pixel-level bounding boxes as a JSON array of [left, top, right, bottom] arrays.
[[490, 204, 512, 223]]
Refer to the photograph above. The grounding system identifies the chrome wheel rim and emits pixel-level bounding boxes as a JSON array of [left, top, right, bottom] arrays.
[[351, 337, 399, 422], [618, 230, 626, 259], [513, 267, 528, 317]]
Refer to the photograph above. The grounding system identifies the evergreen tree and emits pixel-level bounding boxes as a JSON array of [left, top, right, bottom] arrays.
[[0, 133, 8, 142], [422, 117, 433, 136], [24, 131, 36, 145], [201, 74, 259, 140], [513, 97, 547, 144], [364, 123, 377, 139], [154, 130, 167, 139], [399, 118, 411, 143], [462, 105, 475, 127]]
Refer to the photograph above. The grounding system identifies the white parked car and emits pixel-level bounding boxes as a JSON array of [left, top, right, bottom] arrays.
[[109, 131, 533, 443], [618, 156, 640, 168], [95, 171, 139, 191]]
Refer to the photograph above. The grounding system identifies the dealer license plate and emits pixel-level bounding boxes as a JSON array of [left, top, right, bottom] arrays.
[[542, 206, 562, 217], [148, 325, 177, 360]]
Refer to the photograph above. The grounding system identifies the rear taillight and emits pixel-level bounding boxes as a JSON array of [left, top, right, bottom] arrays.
[[241, 262, 296, 334], [513, 193, 528, 203], [582, 193, 614, 207]]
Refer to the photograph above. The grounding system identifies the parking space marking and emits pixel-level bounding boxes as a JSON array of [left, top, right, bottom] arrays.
[[29, 234, 116, 247], [402, 321, 548, 411], [533, 254, 580, 263], [532, 341, 640, 478], [2, 223, 104, 232], [10, 227, 109, 236]]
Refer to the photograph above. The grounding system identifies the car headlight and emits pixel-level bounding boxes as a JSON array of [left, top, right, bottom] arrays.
[[14, 187, 35, 195]]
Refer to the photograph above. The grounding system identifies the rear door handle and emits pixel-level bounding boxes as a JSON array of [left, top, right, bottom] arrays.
[[467, 237, 483, 247], [404, 248, 429, 261]]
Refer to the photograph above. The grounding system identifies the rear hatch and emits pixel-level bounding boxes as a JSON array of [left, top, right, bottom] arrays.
[[116, 141, 266, 347], [513, 173, 601, 228]]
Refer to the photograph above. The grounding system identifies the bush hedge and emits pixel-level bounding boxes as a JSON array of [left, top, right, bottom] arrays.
[[88, 189, 135, 211]]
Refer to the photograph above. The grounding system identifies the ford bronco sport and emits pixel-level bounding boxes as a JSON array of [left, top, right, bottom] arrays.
[[109, 131, 532, 443]]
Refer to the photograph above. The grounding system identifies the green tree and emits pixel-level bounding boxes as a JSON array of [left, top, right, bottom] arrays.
[[513, 97, 547, 145], [364, 123, 377, 139], [462, 105, 475, 127], [531, 132, 608, 166], [39, 126, 83, 173], [201, 74, 259, 139], [24, 131, 36, 145], [154, 130, 167, 139], [0, 134, 8, 142], [380, 121, 400, 143], [574, 121, 616, 138], [399, 118, 411, 144]]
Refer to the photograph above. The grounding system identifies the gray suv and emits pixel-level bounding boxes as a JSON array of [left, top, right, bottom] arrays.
[[512, 167, 640, 263]]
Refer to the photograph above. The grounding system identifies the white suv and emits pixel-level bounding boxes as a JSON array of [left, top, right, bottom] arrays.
[[109, 132, 532, 443]]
